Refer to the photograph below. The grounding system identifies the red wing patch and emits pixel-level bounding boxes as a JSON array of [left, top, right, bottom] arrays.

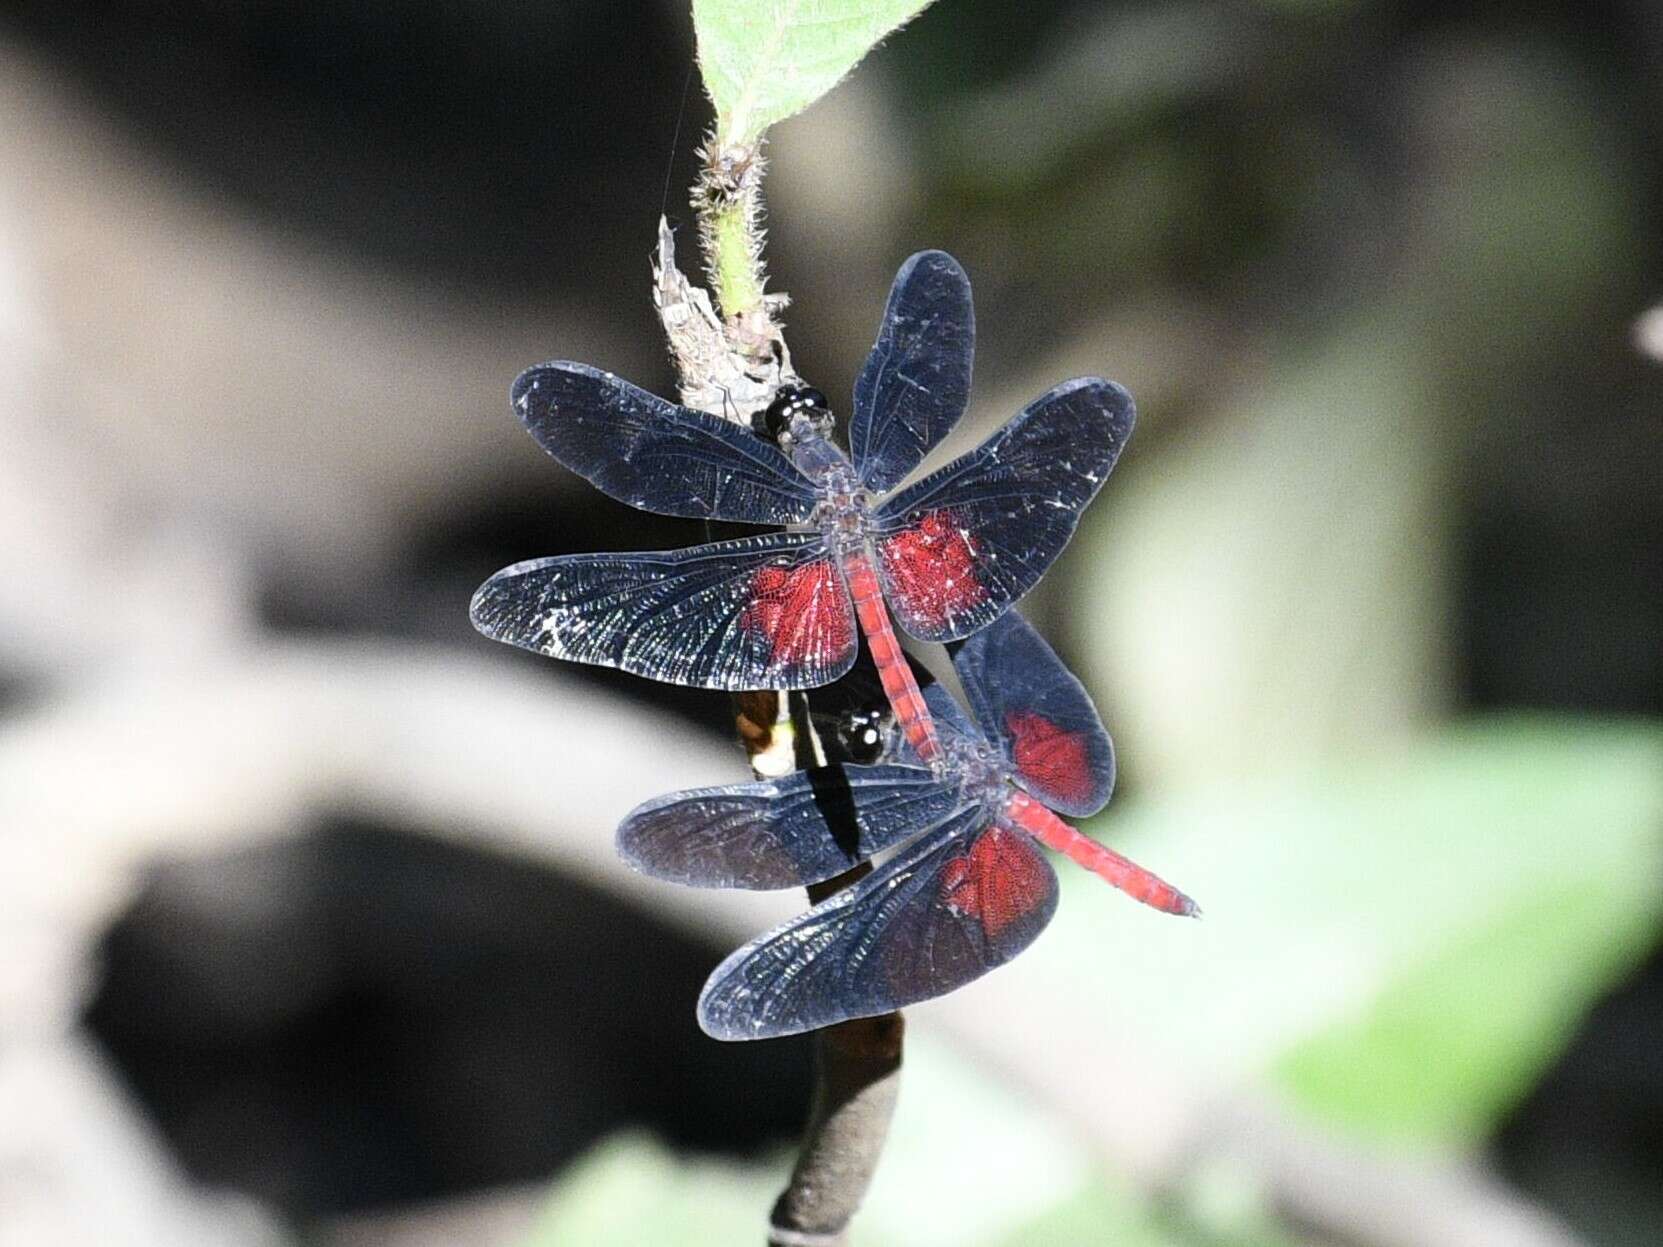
[[741, 559, 853, 668], [878, 509, 988, 630], [940, 826, 1052, 937], [1005, 711, 1094, 809]]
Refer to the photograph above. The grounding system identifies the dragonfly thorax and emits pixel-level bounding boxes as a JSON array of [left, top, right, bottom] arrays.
[[778, 415, 875, 550], [810, 475, 874, 549], [943, 734, 1009, 808]]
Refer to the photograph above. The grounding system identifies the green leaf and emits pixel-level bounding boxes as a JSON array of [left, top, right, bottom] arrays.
[[1273, 872, 1655, 1143], [991, 1178, 1183, 1247], [1027, 717, 1663, 1149], [1264, 720, 1663, 1144], [693, 0, 938, 144]]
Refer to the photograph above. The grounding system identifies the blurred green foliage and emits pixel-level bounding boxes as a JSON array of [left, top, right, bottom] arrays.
[[1267, 722, 1663, 1145], [527, 1134, 773, 1243], [1052, 720, 1663, 1139]]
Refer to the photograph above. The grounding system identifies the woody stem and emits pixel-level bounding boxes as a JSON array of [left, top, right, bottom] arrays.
[[756, 697, 903, 1247], [681, 121, 902, 1246]]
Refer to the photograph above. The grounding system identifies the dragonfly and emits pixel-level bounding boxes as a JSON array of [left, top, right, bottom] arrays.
[[616, 611, 1199, 1041], [470, 250, 1135, 764]]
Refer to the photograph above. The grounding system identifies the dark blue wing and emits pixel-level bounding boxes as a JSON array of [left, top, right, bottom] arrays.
[[921, 681, 980, 741], [512, 362, 819, 524], [872, 378, 1135, 642], [953, 612, 1115, 817], [616, 763, 961, 890], [698, 810, 1058, 1040], [849, 251, 975, 494], [469, 531, 856, 690]]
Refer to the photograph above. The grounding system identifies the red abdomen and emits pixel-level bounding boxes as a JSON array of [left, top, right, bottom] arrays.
[[1005, 791, 1198, 917], [843, 549, 941, 764]]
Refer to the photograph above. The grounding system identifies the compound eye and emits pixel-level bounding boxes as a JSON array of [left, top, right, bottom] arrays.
[[797, 387, 835, 437], [835, 708, 888, 765], [756, 385, 806, 442], [754, 393, 789, 442], [753, 383, 832, 443]]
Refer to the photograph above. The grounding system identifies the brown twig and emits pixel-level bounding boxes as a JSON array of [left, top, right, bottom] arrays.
[[769, 992, 903, 1246], [764, 704, 904, 1247]]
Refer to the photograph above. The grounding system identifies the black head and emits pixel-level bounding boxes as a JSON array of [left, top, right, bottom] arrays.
[[754, 384, 831, 443], [831, 706, 889, 766]]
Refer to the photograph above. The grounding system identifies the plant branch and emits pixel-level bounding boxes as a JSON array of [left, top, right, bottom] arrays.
[[763, 700, 905, 1247], [653, 132, 793, 429], [694, 138, 768, 319], [656, 130, 903, 1245], [769, 995, 904, 1247]]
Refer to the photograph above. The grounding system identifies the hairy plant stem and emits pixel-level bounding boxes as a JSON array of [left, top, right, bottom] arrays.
[[693, 138, 769, 320], [653, 137, 793, 426]]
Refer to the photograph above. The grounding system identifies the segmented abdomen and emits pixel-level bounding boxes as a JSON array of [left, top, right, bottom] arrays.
[[842, 549, 941, 765], [1004, 790, 1198, 917]]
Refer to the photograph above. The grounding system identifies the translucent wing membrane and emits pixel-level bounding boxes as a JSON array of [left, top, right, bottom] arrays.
[[954, 612, 1116, 817], [698, 810, 1058, 1040], [850, 251, 975, 495], [922, 680, 980, 743], [512, 362, 819, 525], [469, 531, 856, 690], [874, 378, 1135, 642], [616, 764, 962, 890]]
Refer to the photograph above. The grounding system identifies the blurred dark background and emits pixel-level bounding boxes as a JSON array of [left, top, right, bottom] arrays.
[[0, 2, 1658, 1245]]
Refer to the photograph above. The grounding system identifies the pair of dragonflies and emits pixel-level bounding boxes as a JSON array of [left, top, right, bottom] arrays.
[[472, 250, 1197, 1039]]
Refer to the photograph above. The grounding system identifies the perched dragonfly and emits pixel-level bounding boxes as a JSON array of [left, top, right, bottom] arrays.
[[616, 611, 1198, 1041], [470, 250, 1134, 763]]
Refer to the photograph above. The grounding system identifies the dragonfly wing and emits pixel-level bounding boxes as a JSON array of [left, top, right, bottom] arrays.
[[850, 251, 975, 495], [920, 680, 979, 740], [617, 763, 962, 890], [513, 362, 819, 524], [699, 809, 1058, 1040], [954, 611, 1115, 817], [470, 531, 856, 690], [873, 378, 1135, 641]]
